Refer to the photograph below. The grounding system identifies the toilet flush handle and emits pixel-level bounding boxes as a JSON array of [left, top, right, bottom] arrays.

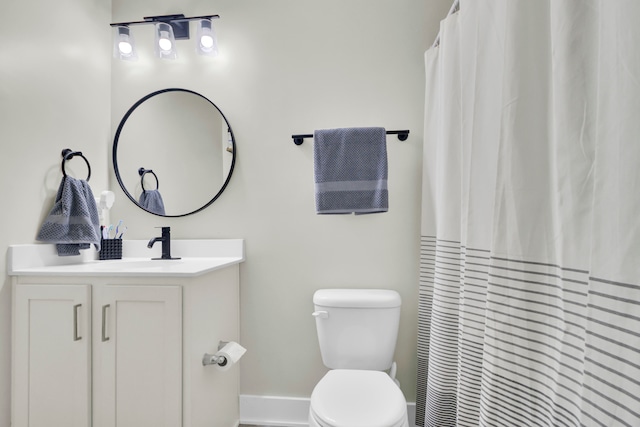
[[312, 311, 329, 319]]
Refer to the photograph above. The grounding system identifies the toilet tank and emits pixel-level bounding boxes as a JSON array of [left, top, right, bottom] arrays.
[[313, 289, 401, 370]]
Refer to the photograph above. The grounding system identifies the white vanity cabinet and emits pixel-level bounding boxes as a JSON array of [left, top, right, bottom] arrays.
[[93, 284, 182, 427], [9, 240, 245, 427], [13, 283, 182, 427], [13, 284, 92, 427]]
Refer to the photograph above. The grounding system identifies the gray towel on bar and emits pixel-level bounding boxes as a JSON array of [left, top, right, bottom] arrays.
[[313, 127, 388, 214], [139, 190, 166, 215], [36, 176, 101, 256]]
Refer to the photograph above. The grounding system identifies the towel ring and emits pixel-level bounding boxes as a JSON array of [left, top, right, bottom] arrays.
[[138, 167, 159, 191], [61, 149, 91, 181]]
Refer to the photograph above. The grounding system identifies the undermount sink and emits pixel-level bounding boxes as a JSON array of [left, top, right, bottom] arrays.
[[8, 239, 244, 277]]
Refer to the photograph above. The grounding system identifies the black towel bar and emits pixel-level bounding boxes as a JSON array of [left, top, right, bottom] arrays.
[[292, 129, 410, 146], [61, 148, 91, 181], [139, 167, 160, 191]]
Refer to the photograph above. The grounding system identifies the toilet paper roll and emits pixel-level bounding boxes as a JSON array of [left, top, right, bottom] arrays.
[[214, 341, 247, 371]]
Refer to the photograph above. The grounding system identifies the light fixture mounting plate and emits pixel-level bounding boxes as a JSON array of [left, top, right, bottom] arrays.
[[144, 14, 190, 40]]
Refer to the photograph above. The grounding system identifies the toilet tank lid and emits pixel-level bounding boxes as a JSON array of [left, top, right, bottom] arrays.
[[313, 289, 401, 308]]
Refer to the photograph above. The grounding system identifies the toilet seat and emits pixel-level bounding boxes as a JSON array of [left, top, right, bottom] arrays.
[[310, 370, 408, 427]]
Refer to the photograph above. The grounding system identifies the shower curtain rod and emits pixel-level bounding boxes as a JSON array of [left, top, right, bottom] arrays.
[[431, 0, 460, 48]]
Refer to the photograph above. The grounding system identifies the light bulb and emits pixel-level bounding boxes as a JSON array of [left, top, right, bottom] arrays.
[[158, 32, 173, 52], [200, 35, 214, 49], [118, 41, 133, 55]]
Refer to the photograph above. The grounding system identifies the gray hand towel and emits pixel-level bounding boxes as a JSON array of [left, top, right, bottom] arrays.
[[313, 127, 388, 214], [139, 189, 166, 215], [37, 176, 101, 256]]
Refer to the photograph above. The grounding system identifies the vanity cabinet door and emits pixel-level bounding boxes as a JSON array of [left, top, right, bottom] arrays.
[[13, 284, 91, 427], [93, 285, 182, 427]]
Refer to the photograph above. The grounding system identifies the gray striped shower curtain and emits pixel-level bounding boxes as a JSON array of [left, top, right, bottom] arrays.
[[417, 1, 640, 426]]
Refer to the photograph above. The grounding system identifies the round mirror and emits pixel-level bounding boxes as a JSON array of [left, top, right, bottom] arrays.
[[113, 88, 236, 217]]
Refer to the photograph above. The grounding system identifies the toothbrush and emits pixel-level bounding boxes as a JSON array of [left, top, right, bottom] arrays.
[[117, 226, 128, 239], [114, 220, 123, 238]]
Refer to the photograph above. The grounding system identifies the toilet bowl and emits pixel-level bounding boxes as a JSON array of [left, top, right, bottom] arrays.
[[309, 289, 409, 427], [309, 370, 409, 427]]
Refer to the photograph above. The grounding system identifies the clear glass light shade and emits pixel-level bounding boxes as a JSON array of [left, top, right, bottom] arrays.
[[113, 26, 137, 61], [196, 19, 219, 57], [155, 22, 177, 59]]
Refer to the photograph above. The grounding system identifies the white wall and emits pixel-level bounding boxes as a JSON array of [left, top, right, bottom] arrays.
[[0, 1, 449, 424], [111, 0, 449, 403], [0, 0, 112, 425]]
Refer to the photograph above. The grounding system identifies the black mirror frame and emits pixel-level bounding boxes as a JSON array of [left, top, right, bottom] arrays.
[[113, 88, 236, 217]]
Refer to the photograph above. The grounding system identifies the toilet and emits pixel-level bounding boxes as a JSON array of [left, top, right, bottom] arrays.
[[309, 289, 409, 427]]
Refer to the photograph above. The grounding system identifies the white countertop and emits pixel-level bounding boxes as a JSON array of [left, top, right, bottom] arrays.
[[7, 239, 244, 278]]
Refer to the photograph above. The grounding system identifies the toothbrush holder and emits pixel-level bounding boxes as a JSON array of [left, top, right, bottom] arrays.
[[99, 238, 122, 260]]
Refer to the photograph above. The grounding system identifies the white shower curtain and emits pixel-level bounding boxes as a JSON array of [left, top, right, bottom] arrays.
[[418, 1, 640, 426]]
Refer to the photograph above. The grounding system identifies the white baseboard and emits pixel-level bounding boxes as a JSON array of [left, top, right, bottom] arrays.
[[240, 395, 310, 427], [239, 395, 417, 427]]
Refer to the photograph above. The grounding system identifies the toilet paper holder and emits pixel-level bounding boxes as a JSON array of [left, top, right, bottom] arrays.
[[202, 340, 247, 370], [202, 341, 229, 367]]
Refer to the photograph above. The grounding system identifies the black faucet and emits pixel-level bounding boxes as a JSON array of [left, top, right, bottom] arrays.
[[148, 227, 180, 260]]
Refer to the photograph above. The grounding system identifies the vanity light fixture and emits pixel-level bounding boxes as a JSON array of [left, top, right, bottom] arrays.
[[110, 14, 220, 61], [113, 26, 138, 61], [196, 18, 219, 57], [155, 22, 177, 59]]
